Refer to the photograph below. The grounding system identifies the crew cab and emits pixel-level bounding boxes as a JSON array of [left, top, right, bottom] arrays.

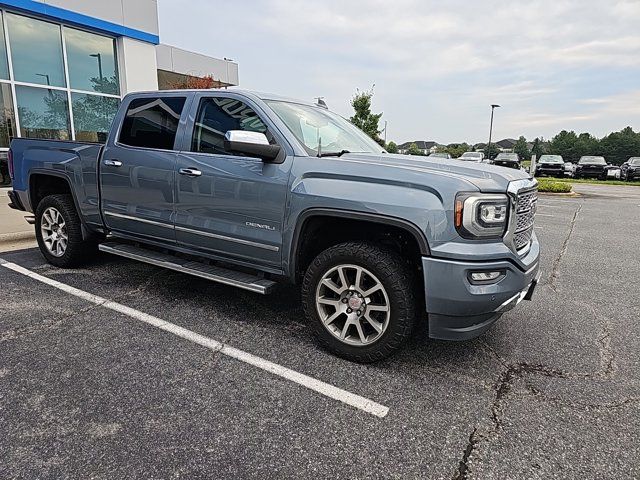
[[535, 155, 564, 177], [7, 89, 540, 362], [575, 156, 608, 179], [621, 157, 640, 181]]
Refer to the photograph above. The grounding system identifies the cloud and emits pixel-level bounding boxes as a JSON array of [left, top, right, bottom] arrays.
[[157, 0, 640, 143]]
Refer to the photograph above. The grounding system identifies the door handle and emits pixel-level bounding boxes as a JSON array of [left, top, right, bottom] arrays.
[[103, 159, 122, 167], [179, 168, 202, 177]]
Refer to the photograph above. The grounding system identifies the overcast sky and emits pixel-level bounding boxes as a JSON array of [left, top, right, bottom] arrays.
[[157, 0, 640, 145]]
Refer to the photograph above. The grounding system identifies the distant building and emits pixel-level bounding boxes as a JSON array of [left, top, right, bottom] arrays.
[[398, 140, 442, 155], [495, 138, 517, 151]]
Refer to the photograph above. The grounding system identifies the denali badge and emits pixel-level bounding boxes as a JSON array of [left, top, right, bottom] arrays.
[[246, 221, 276, 231]]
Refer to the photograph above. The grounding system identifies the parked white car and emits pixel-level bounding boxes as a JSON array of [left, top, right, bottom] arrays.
[[564, 162, 576, 177], [458, 151, 484, 162]]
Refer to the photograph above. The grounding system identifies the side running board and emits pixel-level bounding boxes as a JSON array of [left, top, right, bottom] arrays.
[[99, 242, 276, 294]]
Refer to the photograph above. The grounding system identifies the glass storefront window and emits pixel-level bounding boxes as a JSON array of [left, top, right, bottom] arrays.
[[15, 85, 70, 140], [72, 93, 119, 142], [6, 13, 66, 87], [65, 27, 119, 95], [0, 84, 16, 147], [0, 12, 9, 80], [0, 10, 122, 146]]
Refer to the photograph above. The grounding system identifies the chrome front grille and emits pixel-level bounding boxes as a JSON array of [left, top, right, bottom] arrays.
[[513, 188, 537, 251]]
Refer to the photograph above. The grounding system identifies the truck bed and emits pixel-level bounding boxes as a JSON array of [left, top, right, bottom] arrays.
[[9, 138, 104, 228]]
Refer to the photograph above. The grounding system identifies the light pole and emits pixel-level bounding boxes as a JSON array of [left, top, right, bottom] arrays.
[[36, 73, 50, 85], [487, 104, 500, 159], [90, 53, 103, 80]]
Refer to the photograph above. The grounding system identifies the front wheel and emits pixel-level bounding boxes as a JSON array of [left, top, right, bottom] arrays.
[[302, 242, 418, 363], [35, 194, 97, 267]]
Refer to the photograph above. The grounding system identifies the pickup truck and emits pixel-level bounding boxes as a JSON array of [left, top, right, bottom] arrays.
[[7, 89, 540, 362]]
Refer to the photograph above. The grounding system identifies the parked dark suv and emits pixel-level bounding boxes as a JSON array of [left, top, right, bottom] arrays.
[[535, 155, 564, 177], [575, 156, 607, 180], [491, 153, 521, 170], [621, 157, 640, 181]]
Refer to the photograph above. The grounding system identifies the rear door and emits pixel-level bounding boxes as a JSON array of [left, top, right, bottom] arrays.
[[174, 93, 290, 269], [100, 94, 188, 244]]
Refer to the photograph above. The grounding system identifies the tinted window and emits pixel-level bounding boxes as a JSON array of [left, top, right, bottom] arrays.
[[119, 97, 186, 150], [191, 97, 267, 155], [0, 12, 9, 80], [7, 13, 66, 87], [0, 84, 16, 147], [15, 85, 70, 140], [72, 93, 119, 142], [64, 27, 119, 95]]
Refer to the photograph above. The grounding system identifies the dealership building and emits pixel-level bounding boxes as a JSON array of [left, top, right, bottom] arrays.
[[0, 0, 238, 170]]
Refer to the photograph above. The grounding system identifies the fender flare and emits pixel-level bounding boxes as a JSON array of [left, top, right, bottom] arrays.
[[288, 207, 430, 281]]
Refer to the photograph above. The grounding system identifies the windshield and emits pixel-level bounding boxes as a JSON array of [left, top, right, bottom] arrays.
[[539, 155, 563, 164], [266, 100, 384, 156], [460, 152, 482, 160], [495, 153, 519, 161], [629, 157, 640, 165], [579, 156, 606, 165]]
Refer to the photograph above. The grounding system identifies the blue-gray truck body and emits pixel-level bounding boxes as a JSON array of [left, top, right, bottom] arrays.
[[7, 89, 540, 342]]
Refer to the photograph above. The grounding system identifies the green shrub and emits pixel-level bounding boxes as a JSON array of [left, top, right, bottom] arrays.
[[537, 178, 572, 193]]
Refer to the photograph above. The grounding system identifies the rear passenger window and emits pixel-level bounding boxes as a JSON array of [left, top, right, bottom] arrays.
[[191, 97, 268, 155], [119, 97, 186, 150]]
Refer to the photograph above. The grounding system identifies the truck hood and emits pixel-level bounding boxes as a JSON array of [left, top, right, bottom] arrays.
[[337, 152, 532, 191]]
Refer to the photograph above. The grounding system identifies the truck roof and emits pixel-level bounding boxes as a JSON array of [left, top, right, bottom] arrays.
[[126, 88, 319, 108]]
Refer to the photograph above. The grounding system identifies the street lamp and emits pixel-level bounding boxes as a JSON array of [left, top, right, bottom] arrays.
[[90, 53, 103, 80], [35, 73, 50, 85], [487, 104, 500, 159]]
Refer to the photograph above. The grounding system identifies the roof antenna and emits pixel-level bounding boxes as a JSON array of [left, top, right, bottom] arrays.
[[314, 96, 328, 109]]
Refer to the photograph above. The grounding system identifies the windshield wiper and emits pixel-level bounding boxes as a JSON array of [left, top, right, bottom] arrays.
[[318, 150, 351, 157]]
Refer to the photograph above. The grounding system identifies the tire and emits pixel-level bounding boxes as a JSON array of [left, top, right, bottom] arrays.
[[35, 194, 97, 267], [302, 242, 418, 363]]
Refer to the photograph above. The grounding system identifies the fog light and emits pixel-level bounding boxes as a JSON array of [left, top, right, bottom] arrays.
[[471, 271, 501, 282]]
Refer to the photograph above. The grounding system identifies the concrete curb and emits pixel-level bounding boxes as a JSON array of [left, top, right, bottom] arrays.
[[0, 230, 35, 243]]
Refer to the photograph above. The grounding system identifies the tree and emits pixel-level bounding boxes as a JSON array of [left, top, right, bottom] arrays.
[[483, 143, 500, 159], [386, 141, 399, 153], [549, 130, 579, 163], [350, 86, 383, 143], [406, 142, 423, 156], [599, 127, 640, 165], [531, 137, 546, 159], [445, 143, 470, 158], [170, 74, 219, 89], [513, 136, 531, 160]]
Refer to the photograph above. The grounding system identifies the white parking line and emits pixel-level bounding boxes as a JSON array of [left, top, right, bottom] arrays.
[[536, 213, 554, 217], [0, 259, 389, 418]]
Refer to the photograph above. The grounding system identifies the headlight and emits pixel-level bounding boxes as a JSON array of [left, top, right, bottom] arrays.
[[455, 193, 509, 238]]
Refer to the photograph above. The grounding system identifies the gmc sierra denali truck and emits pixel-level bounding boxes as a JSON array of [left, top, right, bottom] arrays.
[[7, 90, 540, 362]]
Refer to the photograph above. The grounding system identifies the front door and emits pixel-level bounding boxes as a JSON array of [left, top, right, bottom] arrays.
[[174, 95, 289, 268], [100, 95, 188, 243]]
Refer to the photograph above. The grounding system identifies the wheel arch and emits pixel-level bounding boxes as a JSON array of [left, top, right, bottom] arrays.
[[29, 171, 93, 240], [289, 208, 430, 284]]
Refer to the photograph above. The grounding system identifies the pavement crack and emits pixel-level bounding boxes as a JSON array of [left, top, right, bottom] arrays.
[[452, 428, 479, 480], [451, 361, 569, 479], [590, 305, 616, 378], [548, 203, 582, 291]]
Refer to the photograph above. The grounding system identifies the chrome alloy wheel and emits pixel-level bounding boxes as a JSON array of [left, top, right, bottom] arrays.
[[315, 264, 391, 346], [40, 207, 68, 257]]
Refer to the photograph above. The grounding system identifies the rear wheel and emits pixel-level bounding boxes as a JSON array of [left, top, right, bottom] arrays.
[[302, 242, 418, 362], [35, 194, 97, 267]]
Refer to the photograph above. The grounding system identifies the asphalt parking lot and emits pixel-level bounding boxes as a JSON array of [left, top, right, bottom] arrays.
[[1, 183, 639, 479]]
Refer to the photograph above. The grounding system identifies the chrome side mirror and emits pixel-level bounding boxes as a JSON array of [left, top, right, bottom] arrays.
[[224, 130, 282, 161]]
